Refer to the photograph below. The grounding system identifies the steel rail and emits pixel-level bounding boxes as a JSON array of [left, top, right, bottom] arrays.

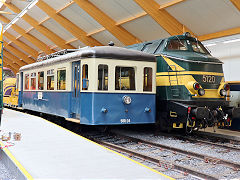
[[114, 133, 240, 169], [95, 139, 218, 180]]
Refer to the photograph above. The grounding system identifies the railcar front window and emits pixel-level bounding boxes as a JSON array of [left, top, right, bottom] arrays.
[[38, 71, 44, 90], [115, 67, 135, 90], [25, 74, 29, 90], [47, 69, 54, 90], [143, 67, 152, 91], [98, 65, 108, 90], [167, 40, 187, 51], [57, 69, 66, 90], [30, 72, 36, 90], [82, 64, 88, 90]]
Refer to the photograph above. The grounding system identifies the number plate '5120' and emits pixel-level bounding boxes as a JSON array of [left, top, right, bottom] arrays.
[[202, 75, 215, 83]]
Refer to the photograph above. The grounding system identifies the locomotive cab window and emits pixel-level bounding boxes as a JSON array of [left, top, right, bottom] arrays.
[[115, 67, 135, 90], [30, 72, 36, 90], [190, 40, 209, 54], [47, 69, 54, 90], [38, 71, 44, 90], [57, 69, 66, 90], [82, 64, 88, 90], [143, 67, 152, 91], [25, 74, 29, 90], [98, 65, 108, 91], [167, 40, 187, 51]]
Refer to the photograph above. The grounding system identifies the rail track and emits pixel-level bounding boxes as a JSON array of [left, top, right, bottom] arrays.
[[85, 131, 240, 180]]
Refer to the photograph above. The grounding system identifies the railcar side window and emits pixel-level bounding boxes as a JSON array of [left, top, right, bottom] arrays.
[[38, 71, 44, 90], [98, 65, 108, 90], [25, 74, 29, 90], [47, 69, 54, 90], [30, 72, 36, 90], [143, 67, 152, 91], [115, 67, 135, 90], [57, 69, 66, 90], [82, 64, 88, 90]]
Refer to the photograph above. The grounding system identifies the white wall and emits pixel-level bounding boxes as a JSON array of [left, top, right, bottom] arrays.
[[202, 34, 240, 81]]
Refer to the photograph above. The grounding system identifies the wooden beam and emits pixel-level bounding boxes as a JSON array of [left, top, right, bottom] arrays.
[[159, 0, 185, 9], [3, 50, 27, 67], [4, 32, 39, 58], [0, 15, 54, 55], [56, 1, 75, 13], [134, 0, 194, 35], [3, 59, 19, 72], [3, 60, 19, 70], [199, 27, 240, 41], [3, 42, 35, 64], [230, 0, 240, 11], [115, 12, 147, 26], [37, 0, 102, 46], [73, 0, 141, 45], [3, 2, 74, 49]]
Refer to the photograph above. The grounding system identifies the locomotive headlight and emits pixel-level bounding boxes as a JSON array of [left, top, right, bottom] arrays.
[[198, 88, 205, 96], [122, 95, 132, 105], [220, 89, 227, 96], [193, 82, 200, 90]]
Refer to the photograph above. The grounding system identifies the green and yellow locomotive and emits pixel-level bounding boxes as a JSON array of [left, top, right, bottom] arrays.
[[127, 32, 240, 132]]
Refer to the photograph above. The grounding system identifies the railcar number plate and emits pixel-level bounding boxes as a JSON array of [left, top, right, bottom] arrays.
[[202, 75, 215, 83], [120, 119, 131, 123]]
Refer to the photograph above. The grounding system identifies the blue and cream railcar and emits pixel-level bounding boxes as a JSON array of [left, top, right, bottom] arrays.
[[17, 47, 156, 125]]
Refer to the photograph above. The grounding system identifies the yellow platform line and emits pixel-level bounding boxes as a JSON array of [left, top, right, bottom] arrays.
[[0, 141, 33, 180], [23, 111, 174, 180]]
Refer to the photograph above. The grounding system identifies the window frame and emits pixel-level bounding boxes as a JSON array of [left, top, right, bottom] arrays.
[[82, 64, 89, 90], [30, 72, 36, 90], [24, 73, 29, 90], [115, 66, 136, 91], [143, 67, 153, 92], [47, 69, 55, 90], [38, 71, 44, 90], [57, 68, 66, 90], [98, 64, 108, 91]]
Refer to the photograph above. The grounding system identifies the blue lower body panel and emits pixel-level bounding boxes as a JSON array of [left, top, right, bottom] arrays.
[[80, 93, 156, 125], [22, 91, 71, 118], [21, 91, 155, 125]]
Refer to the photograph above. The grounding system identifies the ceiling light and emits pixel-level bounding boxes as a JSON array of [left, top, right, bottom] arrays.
[[223, 39, 240, 44], [3, 0, 38, 32], [204, 43, 216, 47]]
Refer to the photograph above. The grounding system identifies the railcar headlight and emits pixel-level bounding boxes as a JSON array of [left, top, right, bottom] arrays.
[[220, 89, 227, 96], [198, 88, 205, 96], [122, 95, 132, 105]]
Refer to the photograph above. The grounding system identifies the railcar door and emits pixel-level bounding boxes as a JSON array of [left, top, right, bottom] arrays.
[[71, 61, 81, 119]]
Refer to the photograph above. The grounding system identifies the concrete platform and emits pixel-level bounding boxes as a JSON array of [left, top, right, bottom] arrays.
[[0, 108, 172, 179], [199, 127, 240, 141]]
